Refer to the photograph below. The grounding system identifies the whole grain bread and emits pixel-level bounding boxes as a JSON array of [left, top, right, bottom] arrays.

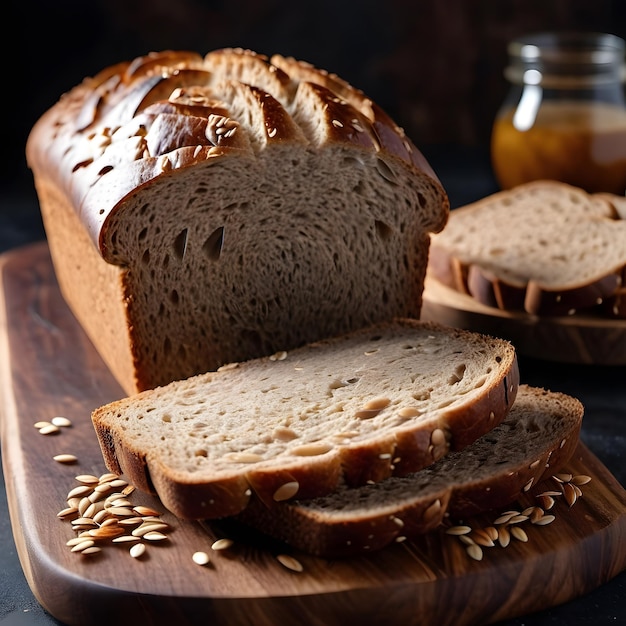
[[26, 48, 449, 395], [91, 319, 519, 520], [234, 385, 582, 557], [428, 180, 626, 317]]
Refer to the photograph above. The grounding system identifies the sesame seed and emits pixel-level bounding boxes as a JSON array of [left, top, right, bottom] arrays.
[[39, 424, 60, 435], [273, 481, 299, 501], [130, 543, 146, 558], [51, 416, 72, 428], [211, 538, 234, 551], [276, 554, 303, 572], [192, 551, 211, 566]]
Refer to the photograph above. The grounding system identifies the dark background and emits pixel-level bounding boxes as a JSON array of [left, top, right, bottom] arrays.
[[6, 0, 626, 196], [2, 2, 626, 625], [5, 0, 626, 250]]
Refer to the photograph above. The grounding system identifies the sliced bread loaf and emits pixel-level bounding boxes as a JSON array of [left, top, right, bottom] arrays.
[[233, 385, 583, 557], [26, 48, 449, 394], [428, 180, 626, 317], [91, 319, 519, 520]]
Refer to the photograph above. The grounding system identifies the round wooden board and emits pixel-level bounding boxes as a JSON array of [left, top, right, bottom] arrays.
[[422, 276, 626, 366]]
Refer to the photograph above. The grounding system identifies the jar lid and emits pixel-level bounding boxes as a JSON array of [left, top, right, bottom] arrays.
[[505, 31, 626, 87]]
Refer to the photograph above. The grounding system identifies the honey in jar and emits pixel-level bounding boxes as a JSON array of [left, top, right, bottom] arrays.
[[491, 32, 626, 195]]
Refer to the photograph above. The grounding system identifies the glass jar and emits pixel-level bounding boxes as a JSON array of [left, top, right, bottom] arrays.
[[491, 31, 626, 194]]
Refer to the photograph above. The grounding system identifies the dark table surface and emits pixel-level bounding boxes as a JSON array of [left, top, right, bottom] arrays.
[[1, 147, 624, 626]]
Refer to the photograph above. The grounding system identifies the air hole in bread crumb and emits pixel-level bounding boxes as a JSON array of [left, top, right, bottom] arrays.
[[375, 220, 393, 241], [447, 364, 467, 385], [474, 375, 488, 388], [413, 390, 431, 401], [161, 414, 172, 423], [138, 227, 148, 241], [173, 229, 188, 260], [170, 289, 179, 305], [195, 449, 208, 457], [203, 227, 225, 261], [353, 180, 366, 195], [98, 165, 114, 176]]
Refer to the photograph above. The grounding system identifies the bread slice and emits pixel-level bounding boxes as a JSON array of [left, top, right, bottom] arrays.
[[91, 319, 519, 520], [233, 385, 583, 557], [26, 48, 449, 394], [428, 180, 626, 317]]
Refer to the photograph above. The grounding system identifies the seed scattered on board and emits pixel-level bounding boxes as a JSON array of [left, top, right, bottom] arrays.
[[35, 416, 73, 435], [58, 472, 171, 559], [130, 543, 146, 559], [53, 454, 78, 464], [52, 416, 73, 427], [446, 473, 591, 561], [211, 538, 234, 551], [276, 554, 304, 572], [192, 551, 211, 566]]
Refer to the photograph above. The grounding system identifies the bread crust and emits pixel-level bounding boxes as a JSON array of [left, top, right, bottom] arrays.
[[27, 48, 447, 259]]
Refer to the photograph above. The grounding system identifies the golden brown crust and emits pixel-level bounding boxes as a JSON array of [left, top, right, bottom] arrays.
[[27, 47, 448, 258]]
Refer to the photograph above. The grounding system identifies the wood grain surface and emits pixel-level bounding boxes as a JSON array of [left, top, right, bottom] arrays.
[[1, 242, 625, 626], [422, 275, 626, 366]]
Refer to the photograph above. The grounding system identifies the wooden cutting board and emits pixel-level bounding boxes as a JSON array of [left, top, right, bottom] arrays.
[[1, 242, 625, 626]]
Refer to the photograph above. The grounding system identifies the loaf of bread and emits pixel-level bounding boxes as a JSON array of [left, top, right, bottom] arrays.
[[91, 319, 519, 520], [234, 385, 583, 557], [428, 180, 626, 317], [26, 48, 449, 395]]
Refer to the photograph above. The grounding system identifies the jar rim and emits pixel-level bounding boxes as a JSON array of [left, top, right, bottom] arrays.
[[508, 31, 625, 66]]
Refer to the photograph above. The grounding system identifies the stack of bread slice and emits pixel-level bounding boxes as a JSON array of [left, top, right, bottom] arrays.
[[91, 318, 583, 558]]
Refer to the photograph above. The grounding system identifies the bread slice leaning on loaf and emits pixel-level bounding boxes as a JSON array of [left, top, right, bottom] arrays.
[[233, 385, 583, 558], [91, 319, 519, 520], [26, 47, 449, 395], [428, 180, 626, 318]]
